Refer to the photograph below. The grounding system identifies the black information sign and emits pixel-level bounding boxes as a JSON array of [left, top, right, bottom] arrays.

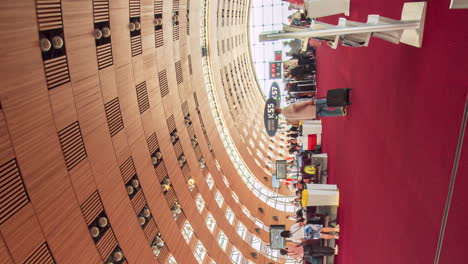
[[275, 160, 287, 179], [263, 98, 278, 137], [270, 225, 286, 249], [269, 82, 281, 103]]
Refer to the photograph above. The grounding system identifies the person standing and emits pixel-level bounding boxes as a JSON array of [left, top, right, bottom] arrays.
[[275, 99, 346, 121]]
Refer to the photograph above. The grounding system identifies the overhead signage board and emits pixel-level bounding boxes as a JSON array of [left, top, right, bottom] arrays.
[[269, 82, 281, 102], [276, 160, 287, 179], [274, 50, 282, 61], [263, 98, 278, 137], [270, 225, 286, 249], [269, 62, 282, 79]]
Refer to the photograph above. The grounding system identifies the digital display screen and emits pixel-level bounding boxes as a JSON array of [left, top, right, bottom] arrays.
[[276, 160, 287, 179], [270, 225, 286, 249]]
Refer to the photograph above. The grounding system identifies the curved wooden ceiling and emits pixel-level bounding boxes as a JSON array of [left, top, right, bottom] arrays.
[[0, 0, 293, 263]]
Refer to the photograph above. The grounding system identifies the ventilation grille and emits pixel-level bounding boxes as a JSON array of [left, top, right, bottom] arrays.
[[44, 56, 71, 90], [158, 70, 169, 98], [155, 161, 168, 181], [155, 29, 164, 48], [181, 164, 190, 180], [144, 217, 158, 241], [80, 191, 103, 224], [120, 157, 136, 183], [166, 115, 176, 133], [146, 133, 159, 154], [131, 35, 142, 57], [165, 189, 176, 205], [154, 0, 163, 13], [23, 242, 55, 264], [104, 97, 124, 137], [130, 189, 145, 213], [175, 61, 183, 85], [96, 228, 117, 260], [188, 55, 193, 75], [186, 0, 190, 35], [35, 0, 63, 31], [0, 159, 29, 225], [176, 213, 186, 227], [58, 121, 87, 171], [136, 82, 149, 114], [173, 24, 179, 41], [182, 102, 189, 116], [194, 146, 202, 160], [129, 0, 140, 18], [97, 43, 113, 70], [157, 246, 170, 263], [174, 142, 183, 158], [93, 0, 109, 23]]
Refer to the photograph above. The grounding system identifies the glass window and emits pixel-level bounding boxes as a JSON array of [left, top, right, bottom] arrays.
[[251, 236, 261, 251], [167, 255, 177, 264], [232, 192, 239, 203], [181, 221, 193, 243], [206, 173, 214, 189], [195, 194, 205, 213], [215, 191, 224, 207], [231, 247, 243, 264], [236, 222, 247, 239], [222, 175, 230, 187], [206, 213, 216, 232], [225, 207, 235, 224], [217, 231, 228, 251], [194, 241, 207, 264]]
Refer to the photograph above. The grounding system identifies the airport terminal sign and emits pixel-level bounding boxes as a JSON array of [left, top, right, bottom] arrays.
[[263, 98, 278, 137]]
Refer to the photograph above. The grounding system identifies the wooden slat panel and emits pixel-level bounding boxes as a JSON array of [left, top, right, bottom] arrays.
[[173, 142, 183, 158], [96, 229, 117, 260], [156, 246, 170, 263], [165, 189, 176, 205], [0, 159, 30, 225], [155, 29, 163, 48], [158, 70, 169, 98], [146, 133, 159, 154], [175, 213, 186, 227], [188, 55, 193, 75], [154, 0, 163, 14], [155, 162, 168, 181], [93, 0, 109, 23], [136, 82, 149, 114], [35, 0, 63, 31], [130, 35, 142, 57], [181, 164, 190, 180], [22, 242, 55, 264], [104, 97, 124, 137], [57, 121, 87, 171], [143, 218, 158, 242], [129, 0, 140, 18], [119, 156, 136, 183], [43, 56, 70, 90], [166, 115, 176, 134], [130, 189, 145, 214], [175, 61, 183, 85], [173, 24, 179, 41], [80, 191, 103, 225], [96, 43, 113, 70]]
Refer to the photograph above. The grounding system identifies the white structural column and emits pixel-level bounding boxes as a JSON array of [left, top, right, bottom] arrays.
[[260, 2, 427, 48]]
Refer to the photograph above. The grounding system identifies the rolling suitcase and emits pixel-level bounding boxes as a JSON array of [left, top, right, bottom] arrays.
[[326, 88, 351, 107]]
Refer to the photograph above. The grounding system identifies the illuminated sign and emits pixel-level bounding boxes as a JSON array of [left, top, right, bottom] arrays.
[[274, 50, 282, 61], [269, 62, 282, 79], [269, 82, 281, 102], [263, 98, 278, 137]]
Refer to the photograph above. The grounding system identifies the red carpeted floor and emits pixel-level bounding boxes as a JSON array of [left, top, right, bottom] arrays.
[[315, 0, 468, 263]]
